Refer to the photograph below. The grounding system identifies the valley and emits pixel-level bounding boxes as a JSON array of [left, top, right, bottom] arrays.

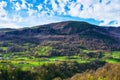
[[0, 21, 120, 80]]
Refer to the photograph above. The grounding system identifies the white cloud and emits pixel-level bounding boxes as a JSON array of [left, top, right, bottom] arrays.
[[44, 0, 48, 4], [37, 4, 42, 11], [0, 1, 8, 21], [0, 1, 7, 7], [43, 0, 120, 26], [0, 0, 120, 28], [12, 15, 23, 23], [51, 0, 58, 11], [68, 2, 82, 16], [66, 0, 120, 26], [27, 3, 33, 8], [50, 0, 68, 15], [15, 2, 21, 11], [56, 0, 65, 13], [0, 22, 21, 28], [27, 8, 37, 16], [0, 1, 23, 28], [14, 0, 27, 11], [10, 0, 17, 2], [21, 0, 27, 9]]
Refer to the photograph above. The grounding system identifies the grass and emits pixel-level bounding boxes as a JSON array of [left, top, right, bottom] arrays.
[[35, 46, 52, 56], [0, 56, 90, 68], [105, 59, 120, 63], [2, 52, 26, 58], [101, 51, 120, 63], [81, 49, 91, 53], [111, 51, 120, 58], [0, 47, 8, 50], [49, 56, 88, 63], [0, 55, 119, 71], [81, 49, 103, 53], [0, 48, 120, 69]]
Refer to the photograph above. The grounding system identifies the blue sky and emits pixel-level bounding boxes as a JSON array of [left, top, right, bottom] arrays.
[[0, 0, 120, 28]]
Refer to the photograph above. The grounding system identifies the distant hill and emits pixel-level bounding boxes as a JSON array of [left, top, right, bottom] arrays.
[[0, 28, 16, 32], [0, 21, 120, 55]]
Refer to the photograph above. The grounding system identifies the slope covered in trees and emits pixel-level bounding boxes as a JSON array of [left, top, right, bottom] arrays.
[[0, 21, 120, 55], [69, 63, 120, 80]]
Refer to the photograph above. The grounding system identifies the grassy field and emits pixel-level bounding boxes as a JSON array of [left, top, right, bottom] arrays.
[[102, 51, 120, 63], [111, 51, 120, 58], [105, 59, 120, 63], [0, 55, 91, 70], [0, 47, 8, 50], [0, 46, 120, 70], [0, 53, 119, 68]]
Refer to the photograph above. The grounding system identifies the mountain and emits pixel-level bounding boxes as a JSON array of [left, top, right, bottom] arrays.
[[0, 21, 120, 56], [0, 28, 16, 32]]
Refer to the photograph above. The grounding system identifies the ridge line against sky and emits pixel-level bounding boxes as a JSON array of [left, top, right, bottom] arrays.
[[0, 0, 120, 28]]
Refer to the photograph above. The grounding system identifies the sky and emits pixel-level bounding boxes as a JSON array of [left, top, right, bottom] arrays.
[[0, 0, 120, 28]]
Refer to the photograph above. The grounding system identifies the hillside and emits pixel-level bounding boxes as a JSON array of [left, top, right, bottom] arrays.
[[0, 21, 120, 53]]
